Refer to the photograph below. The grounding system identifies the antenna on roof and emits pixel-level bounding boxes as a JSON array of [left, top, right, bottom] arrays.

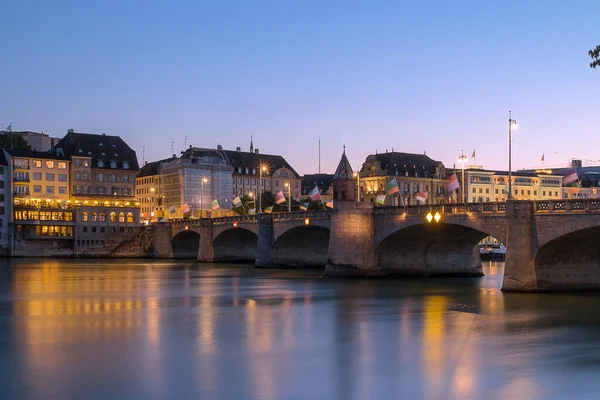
[[184, 136, 187, 150], [171, 139, 174, 156], [318, 136, 321, 174], [142, 146, 146, 166]]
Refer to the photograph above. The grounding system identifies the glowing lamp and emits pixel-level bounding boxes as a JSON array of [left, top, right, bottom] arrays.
[[233, 221, 238, 228], [426, 212, 433, 223], [185, 226, 189, 230], [304, 218, 310, 225], [434, 212, 441, 222]]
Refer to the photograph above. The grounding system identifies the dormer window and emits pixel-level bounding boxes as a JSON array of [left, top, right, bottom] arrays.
[[110, 160, 117, 168], [122, 161, 130, 169], [252, 169, 256, 175], [238, 167, 242, 174], [245, 168, 249, 174], [97, 160, 105, 168]]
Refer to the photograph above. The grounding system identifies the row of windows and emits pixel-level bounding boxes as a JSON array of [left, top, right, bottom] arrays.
[[14, 159, 68, 170], [32, 160, 68, 169], [75, 172, 130, 182], [36, 225, 73, 237], [73, 186, 130, 196], [15, 225, 74, 237], [471, 187, 561, 197], [33, 185, 68, 195], [81, 211, 135, 223], [79, 226, 134, 236], [138, 177, 156, 185], [74, 158, 131, 169], [14, 211, 74, 221], [32, 173, 68, 181], [136, 186, 155, 195]]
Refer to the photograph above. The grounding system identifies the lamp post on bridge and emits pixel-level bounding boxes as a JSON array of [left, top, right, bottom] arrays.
[[284, 182, 292, 212], [508, 111, 518, 201], [201, 177, 208, 218], [353, 170, 360, 203], [458, 150, 468, 204]]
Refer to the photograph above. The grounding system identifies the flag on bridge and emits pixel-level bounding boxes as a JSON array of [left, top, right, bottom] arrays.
[[416, 191, 428, 203], [447, 173, 460, 192], [376, 194, 386, 205], [502, 187, 510, 195], [299, 202, 309, 211], [211, 199, 220, 210], [232, 196, 242, 208], [169, 205, 176, 214], [325, 200, 334, 209], [263, 206, 273, 213], [385, 179, 399, 195], [274, 190, 286, 205], [248, 208, 256, 215], [563, 168, 579, 185], [181, 203, 190, 214], [309, 185, 321, 201]]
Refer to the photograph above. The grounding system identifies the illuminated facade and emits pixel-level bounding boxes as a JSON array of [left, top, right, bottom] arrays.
[[462, 167, 563, 202], [359, 151, 447, 205], [222, 146, 302, 204]]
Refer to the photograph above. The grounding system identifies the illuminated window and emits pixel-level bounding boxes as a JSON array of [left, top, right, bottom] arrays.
[[126, 212, 134, 223], [110, 212, 116, 222], [45, 161, 55, 169], [82, 211, 89, 222], [99, 212, 106, 222], [118, 212, 125, 223], [91, 212, 97, 222]]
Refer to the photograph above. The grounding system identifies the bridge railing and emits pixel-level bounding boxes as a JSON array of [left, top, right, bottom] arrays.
[[374, 199, 600, 216]]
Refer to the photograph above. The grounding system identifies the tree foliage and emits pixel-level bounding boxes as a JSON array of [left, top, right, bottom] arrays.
[[0, 132, 31, 150], [589, 45, 600, 69]]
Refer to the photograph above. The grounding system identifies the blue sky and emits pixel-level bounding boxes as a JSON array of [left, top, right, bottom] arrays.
[[1, 0, 599, 174]]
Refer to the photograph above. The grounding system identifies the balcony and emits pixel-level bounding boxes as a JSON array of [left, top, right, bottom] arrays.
[[13, 177, 30, 183]]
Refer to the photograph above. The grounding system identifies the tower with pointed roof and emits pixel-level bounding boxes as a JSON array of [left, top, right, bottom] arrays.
[[250, 135, 254, 153], [332, 145, 356, 202]]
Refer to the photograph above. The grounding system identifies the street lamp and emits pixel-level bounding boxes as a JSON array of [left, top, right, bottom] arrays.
[[508, 111, 518, 201], [284, 182, 292, 212], [249, 192, 255, 211], [150, 187, 155, 222], [201, 177, 208, 218], [259, 165, 267, 212], [353, 170, 360, 203], [458, 150, 468, 204]]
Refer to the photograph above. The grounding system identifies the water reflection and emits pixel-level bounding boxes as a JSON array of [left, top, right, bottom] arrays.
[[2, 260, 600, 399]]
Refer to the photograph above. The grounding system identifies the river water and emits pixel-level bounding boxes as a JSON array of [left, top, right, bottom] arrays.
[[2, 259, 600, 399]]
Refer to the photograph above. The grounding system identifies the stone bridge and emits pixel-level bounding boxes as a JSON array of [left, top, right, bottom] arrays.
[[150, 199, 600, 292]]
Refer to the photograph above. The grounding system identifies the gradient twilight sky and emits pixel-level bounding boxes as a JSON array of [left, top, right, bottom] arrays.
[[1, 1, 599, 175]]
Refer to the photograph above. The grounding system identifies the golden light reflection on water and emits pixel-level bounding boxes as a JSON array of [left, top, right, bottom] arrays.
[[422, 295, 448, 398]]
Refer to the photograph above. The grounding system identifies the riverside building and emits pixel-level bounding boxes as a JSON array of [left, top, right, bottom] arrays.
[[358, 151, 447, 205]]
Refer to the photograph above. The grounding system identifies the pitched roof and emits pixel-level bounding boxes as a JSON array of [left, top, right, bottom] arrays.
[[221, 150, 300, 178], [364, 152, 442, 175], [302, 174, 334, 194], [3, 148, 70, 161], [54, 132, 139, 171], [333, 150, 354, 180]]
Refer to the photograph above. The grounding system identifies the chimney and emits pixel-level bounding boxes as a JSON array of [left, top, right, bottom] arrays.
[[217, 144, 223, 151], [236, 146, 241, 152], [67, 128, 74, 134], [255, 149, 259, 154], [102, 133, 106, 136], [572, 159, 582, 168]]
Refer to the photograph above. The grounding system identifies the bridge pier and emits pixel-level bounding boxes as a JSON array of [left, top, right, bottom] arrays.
[[325, 202, 377, 276], [255, 214, 274, 267], [152, 223, 174, 259], [198, 223, 215, 262], [502, 201, 539, 292]]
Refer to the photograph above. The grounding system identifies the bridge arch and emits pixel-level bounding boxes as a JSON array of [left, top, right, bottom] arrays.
[[375, 221, 504, 276], [535, 226, 600, 290], [269, 225, 330, 267], [213, 228, 258, 262], [172, 230, 200, 259]]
